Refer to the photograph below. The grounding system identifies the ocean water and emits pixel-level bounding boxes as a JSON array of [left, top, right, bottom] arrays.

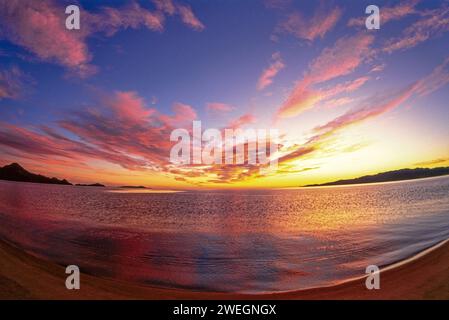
[[1, 176, 449, 293]]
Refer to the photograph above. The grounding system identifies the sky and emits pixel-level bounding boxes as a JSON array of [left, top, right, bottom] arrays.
[[0, 0, 448, 189]]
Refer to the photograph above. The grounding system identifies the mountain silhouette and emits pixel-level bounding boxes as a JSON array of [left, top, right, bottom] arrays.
[[306, 167, 449, 187], [0, 163, 72, 185]]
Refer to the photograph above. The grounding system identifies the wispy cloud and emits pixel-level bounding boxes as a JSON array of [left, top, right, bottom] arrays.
[[2, 54, 447, 185], [0, 66, 26, 100], [106, 91, 155, 124], [0, 90, 199, 172], [257, 52, 285, 91], [227, 113, 256, 129], [206, 102, 235, 113], [383, 5, 449, 53], [86, 2, 165, 36], [0, 0, 92, 76], [277, 34, 373, 118], [348, 0, 420, 27], [152, 0, 204, 30], [414, 158, 449, 166], [276, 5, 342, 41], [152, 0, 177, 15], [0, 0, 204, 76], [177, 4, 205, 31], [158, 102, 197, 127], [276, 57, 449, 168]]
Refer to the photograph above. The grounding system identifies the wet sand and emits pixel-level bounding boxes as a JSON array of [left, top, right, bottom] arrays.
[[1, 239, 449, 300]]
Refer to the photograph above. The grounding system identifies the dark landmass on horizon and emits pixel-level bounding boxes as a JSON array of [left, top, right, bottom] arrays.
[[120, 185, 147, 189], [2, 162, 449, 189], [0, 163, 72, 185], [305, 167, 449, 187], [0, 163, 104, 187], [76, 183, 105, 187]]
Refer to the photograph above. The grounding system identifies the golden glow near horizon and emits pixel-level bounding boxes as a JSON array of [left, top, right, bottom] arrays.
[[1, 1, 448, 189]]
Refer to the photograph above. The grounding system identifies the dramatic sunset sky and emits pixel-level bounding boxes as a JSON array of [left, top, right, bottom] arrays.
[[0, 0, 448, 188]]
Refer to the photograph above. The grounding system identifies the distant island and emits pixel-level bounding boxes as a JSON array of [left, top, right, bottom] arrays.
[[0, 163, 72, 185], [120, 186, 147, 189], [76, 183, 105, 187], [306, 167, 449, 187]]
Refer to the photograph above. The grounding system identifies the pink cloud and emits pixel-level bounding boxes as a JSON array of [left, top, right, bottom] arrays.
[[159, 102, 197, 126], [257, 52, 285, 91], [0, 0, 204, 76], [152, 0, 177, 16], [305, 34, 374, 84], [107, 91, 155, 125], [57, 98, 196, 170], [278, 5, 342, 41], [87, 2, 165, 36], [383, 6, 449, 53], [320, 97, 354, 109], [348, 0, 420, 27], [151, 0, 204, 30], [227, 113, 256, 129], [0, 0, 91, 75], [316, 56, 449, 135], [277, 34, 373, 118], [0, 121, 149, 171], [0, 89, 246, 183], [314, 85, 418, 135], [0, 92, 201, 172], [206, 102, 235, 113], [321, 76, 370, 97], [276, 57, 449, 166], [177, 4, 205, 31]]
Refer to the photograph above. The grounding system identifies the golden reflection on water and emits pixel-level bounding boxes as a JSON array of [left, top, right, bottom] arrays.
[[0, 176, 448, 292], [107, 189, 184, 194]]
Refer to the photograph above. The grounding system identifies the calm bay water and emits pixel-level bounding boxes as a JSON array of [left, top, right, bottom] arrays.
[[1, 176, 449, 293]]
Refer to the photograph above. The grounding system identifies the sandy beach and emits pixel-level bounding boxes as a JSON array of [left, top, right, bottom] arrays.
[[1, 239, 448, 300]]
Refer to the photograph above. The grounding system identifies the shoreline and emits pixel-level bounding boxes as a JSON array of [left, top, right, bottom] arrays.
[[1, 239, 449, 299]]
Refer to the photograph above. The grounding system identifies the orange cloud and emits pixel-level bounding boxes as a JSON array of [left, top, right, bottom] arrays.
[[314, 57, 449, 136], [257, 52, 285, 91], [276, 57, 449, 169], [314, 85, 418, 135], [414, 158, 449, 166]]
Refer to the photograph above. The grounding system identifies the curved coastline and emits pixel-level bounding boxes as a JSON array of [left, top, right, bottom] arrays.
[[1, 238, 449, 300]]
